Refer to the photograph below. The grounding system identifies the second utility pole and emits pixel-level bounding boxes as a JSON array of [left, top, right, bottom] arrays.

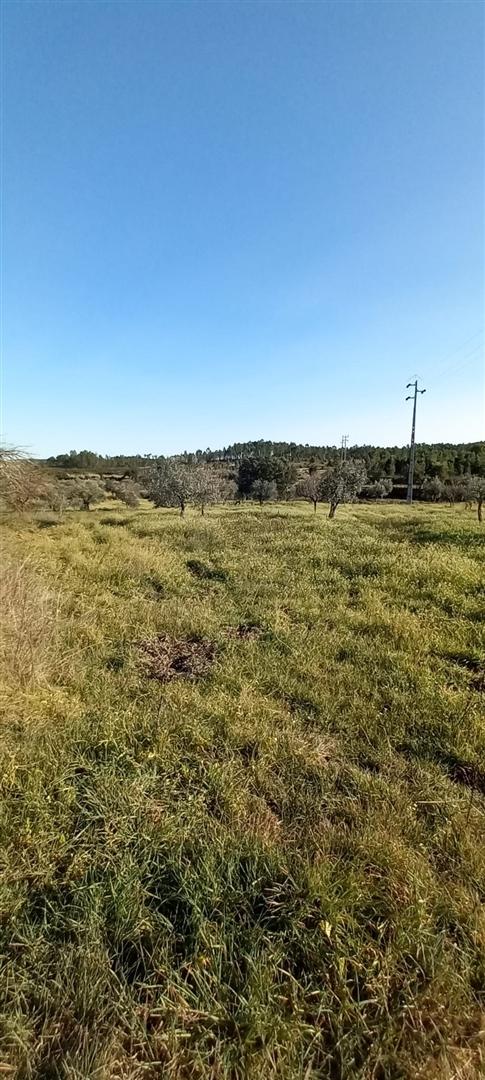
[[406, 380, 426, 504]]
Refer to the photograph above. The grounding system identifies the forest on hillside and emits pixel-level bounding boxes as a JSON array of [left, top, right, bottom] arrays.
[[45, 440, 485, 480]]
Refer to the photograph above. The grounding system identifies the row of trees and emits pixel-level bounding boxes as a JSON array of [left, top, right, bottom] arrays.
[[140, 459, 368, 518], [148, 460, 485, 519], [2, 450, 484, 521], [147, 461, 234, 515]]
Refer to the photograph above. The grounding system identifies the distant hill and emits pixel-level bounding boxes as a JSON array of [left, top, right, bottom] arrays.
[[43, 441, 485, 482]]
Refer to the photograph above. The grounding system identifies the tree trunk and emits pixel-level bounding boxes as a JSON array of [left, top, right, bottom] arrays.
[[313, 500, 317, 513], [180, 501, 185, 517], [328, 503, 336, 519], [201, 505, 205, 516], [478, 498, 483, 523]]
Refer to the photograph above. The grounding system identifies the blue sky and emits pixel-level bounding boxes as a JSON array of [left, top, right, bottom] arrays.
[[2, 0, 483, 456]]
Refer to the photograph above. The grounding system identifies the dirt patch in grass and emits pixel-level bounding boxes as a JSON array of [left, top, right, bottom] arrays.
[[276, 690, 321, 721], [137, 634, 216, 682], [99, 517, 131, 527], [225, 622, 263, 640], [443, 652, 485, 692], [37, 515, 62, 529], [186, 559, 228, 582], [447, 759, 485, 795], [398, 743, 485, 795]]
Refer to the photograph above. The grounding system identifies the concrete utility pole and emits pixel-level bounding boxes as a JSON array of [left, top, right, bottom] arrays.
[[341, 435, 349, 463], [406, 380, 426, 504]]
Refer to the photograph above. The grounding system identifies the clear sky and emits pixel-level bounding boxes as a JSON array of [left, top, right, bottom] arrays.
[[2, 0, 484, 456]]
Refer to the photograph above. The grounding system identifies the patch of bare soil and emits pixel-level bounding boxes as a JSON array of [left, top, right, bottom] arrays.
[[225, 623, 263, 639], [137, 634, 216, 682], [186, 560, 228, 582], [448, 760, 485, 795], [445, 652, 485, 692]]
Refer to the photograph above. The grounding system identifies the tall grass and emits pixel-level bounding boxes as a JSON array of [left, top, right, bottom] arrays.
[[0, 503, 484, 1078], [0, 555, 62, 687]]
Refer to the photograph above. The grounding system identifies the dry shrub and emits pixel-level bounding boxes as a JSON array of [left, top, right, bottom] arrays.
[[0, 555, 62, 686], [0, 447, 48, 513]]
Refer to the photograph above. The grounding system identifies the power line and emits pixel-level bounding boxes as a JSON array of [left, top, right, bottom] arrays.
[[428, 330, 483, 382], [435, 342, 483, 382], [405, 381, 426, 504]]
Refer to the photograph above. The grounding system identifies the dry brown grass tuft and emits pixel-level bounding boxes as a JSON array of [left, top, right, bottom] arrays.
[[0, 555, 63, 687]]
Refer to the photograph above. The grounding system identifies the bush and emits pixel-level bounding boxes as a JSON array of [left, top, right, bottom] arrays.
[[361, 478, 393, 500], [0, 448, 48, 513]]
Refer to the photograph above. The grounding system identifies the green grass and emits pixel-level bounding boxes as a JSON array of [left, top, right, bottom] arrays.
[[0, 502, 484, 1078]]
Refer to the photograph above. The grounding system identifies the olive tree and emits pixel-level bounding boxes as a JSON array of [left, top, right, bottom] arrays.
[[421, 477, 443, 502], [469, 477, 485, 522], [147, 460, 194, 516], [105, 478, 141, 508], [443, 479, 470, 505], [41, 482, 70, 515], [319, 460, 367, 519], [70, 479, 105, 510], [191, 466, 223, 515], [362, 478, 393, 499], [115, 482, 139, 508], [295, 473, 322, 512], [251, 478, 277, 506], [221, 479, 238, 503]]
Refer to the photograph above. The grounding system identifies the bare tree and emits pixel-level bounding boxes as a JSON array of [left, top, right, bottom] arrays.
[[0, 448, 48, 512], [147, 460, 194, 516], [251, 478, 277, 506], [319, 460, 367, 519], [295, 473, 322, 512]]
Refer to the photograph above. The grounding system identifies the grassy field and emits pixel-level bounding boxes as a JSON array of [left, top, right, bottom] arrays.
[[0, 502, 484, 1079]]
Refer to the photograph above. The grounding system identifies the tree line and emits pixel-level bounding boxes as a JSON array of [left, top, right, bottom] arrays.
[[44, 440, 485, 481]]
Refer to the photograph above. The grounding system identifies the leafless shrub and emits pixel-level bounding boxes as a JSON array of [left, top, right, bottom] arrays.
[[0, 447, 48, 513]]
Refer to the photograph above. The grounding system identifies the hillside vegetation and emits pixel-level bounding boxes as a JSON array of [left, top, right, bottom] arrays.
[[44, 441, 485, 484], [1, 502, 484, 1078]]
